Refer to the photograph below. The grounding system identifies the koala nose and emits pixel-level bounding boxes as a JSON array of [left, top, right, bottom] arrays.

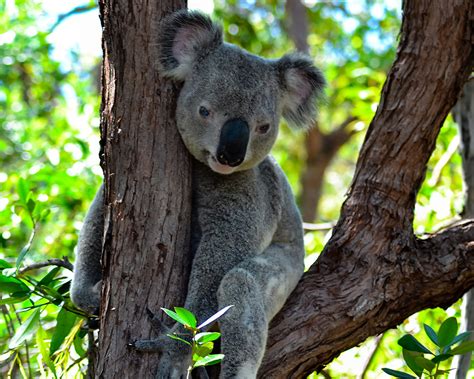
[[217, 118, 249, 167]]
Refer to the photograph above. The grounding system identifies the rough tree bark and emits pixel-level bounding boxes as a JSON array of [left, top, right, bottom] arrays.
[[286, 0, 357, 222], [96, 1, 191, 378], [260, 1, 474, 377], [451, 80, 474, 379]]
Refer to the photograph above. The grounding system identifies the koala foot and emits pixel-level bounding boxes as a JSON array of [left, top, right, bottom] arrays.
[[132, 335, 168, 352], [71, 280, 102, 316]]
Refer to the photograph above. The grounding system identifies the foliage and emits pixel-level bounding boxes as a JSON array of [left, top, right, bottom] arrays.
[[0, 0, 470, 378], [0, 0, 100, 377], [163, 305, 233, 377], [383, 317, 474, 378]]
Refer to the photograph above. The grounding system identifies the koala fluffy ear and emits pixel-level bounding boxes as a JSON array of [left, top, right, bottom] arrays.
[[275, 53, 325, 128], [158, 10, 223, 80]]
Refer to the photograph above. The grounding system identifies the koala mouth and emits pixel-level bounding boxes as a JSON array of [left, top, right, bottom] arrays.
[[208, 155, 237, 175]]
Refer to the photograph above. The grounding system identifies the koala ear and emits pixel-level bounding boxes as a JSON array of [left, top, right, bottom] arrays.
[[158, 10, 223, 80], [275, 53, 325, 128]]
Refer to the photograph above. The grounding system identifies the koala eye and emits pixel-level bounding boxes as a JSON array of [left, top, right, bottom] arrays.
[[199, 106, 210, 118], [256, 124, 270, 134]]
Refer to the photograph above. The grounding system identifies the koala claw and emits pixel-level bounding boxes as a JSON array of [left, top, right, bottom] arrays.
[[145, 308, 171, 334]]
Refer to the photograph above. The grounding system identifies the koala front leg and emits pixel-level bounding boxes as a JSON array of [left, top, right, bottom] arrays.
[[134, 237, 252, 378], [184, 235, 253, 325], [70, 184, 104, 315], [216, 242, 304, 379]]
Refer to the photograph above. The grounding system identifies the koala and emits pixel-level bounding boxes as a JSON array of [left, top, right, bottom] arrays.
[[70, 10, 324, 379]]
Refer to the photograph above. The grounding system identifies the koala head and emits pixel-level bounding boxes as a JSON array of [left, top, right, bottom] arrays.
[[158, 10, 325, 175]]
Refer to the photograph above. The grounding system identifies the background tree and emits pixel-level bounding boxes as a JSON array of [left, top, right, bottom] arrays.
[[451, 80, 474, 379]]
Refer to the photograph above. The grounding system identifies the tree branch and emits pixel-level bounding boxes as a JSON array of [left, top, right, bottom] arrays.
[[18, 257, 73, 274], [261, 221, 474, 378], [50, 4, 98, 31], [260, 1, 473, 377]]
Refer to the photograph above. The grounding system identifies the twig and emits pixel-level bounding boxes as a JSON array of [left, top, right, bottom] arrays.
[[303, 222, 336, 231], [18, 257, 73, 275], [358, 333, 384, 379], [319, 369, 332, 379], [427, 134, 460, 186], [50, 3, 98, 31]]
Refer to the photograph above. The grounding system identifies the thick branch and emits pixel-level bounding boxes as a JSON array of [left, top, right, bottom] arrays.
[[260, 221, 474, 378], [260, 1, 473, 377]]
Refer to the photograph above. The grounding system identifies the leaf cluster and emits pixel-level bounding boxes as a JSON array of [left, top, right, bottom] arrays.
[[163, 305, 233, 375], [383, 317, 474, 378]]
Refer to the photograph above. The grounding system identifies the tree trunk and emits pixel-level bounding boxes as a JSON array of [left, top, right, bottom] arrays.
[[451, 80, 474, 379], [286, 0, 356, 222], [96, 1, 191, 378], [260, 1, 474, 377]]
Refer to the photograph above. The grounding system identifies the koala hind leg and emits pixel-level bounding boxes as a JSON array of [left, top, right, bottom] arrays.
[[216, 244, 302, 379], [70, 184, 104, 315]]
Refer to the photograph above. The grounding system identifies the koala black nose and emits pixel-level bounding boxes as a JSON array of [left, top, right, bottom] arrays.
[[217, 118, 249, 167]]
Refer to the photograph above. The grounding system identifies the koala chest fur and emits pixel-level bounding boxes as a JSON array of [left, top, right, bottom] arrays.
[[191, 158, 282, 257], [71, 9, 325, 379]]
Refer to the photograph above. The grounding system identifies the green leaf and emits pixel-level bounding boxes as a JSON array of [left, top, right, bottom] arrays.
[[17, 178, 29, 204], [402, 349, 423, 377], [9, 308, 41, 349], [37, 267, 61, 287], [197, 305, 234, 329], [398, 335, 432, 354], [0, 274, 29, 294], [166, 333, 192, 346], [438, 317, 458, 347], [414, 356, 435, 373], [195, 332, 221, 344], [38, 284, 64, 303], [50, 307, 77, 355], [0, 294, 30, 305], [0, 259, 12, 269], [162, 308, 190, 327], [423, 324, 439, 346], [37, 323, 57, 376], [73, 333, 87, 356], [194, 341, 214, 358], [174, 307, 197, 328], [431, 353, 452, 363], [193, 354, 225, 368], [16, 227, 36, 269], [27, 198, 36, 215], [447, 331, 471, 348], [39, 208, 51, 222], [449, 340, 474, 355], [381, 368, 417, 379]]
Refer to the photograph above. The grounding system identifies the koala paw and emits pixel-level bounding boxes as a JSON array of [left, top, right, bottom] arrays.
[[133, 334, 193, 378]]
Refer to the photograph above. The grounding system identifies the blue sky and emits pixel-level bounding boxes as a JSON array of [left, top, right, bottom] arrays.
[[43, 0, 215, 70]]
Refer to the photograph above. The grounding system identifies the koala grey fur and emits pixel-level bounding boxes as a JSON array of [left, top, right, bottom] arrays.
[[70, 10, 324, 379]]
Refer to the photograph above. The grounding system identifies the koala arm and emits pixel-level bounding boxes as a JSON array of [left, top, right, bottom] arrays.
[[70, 184, 104, 315]]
